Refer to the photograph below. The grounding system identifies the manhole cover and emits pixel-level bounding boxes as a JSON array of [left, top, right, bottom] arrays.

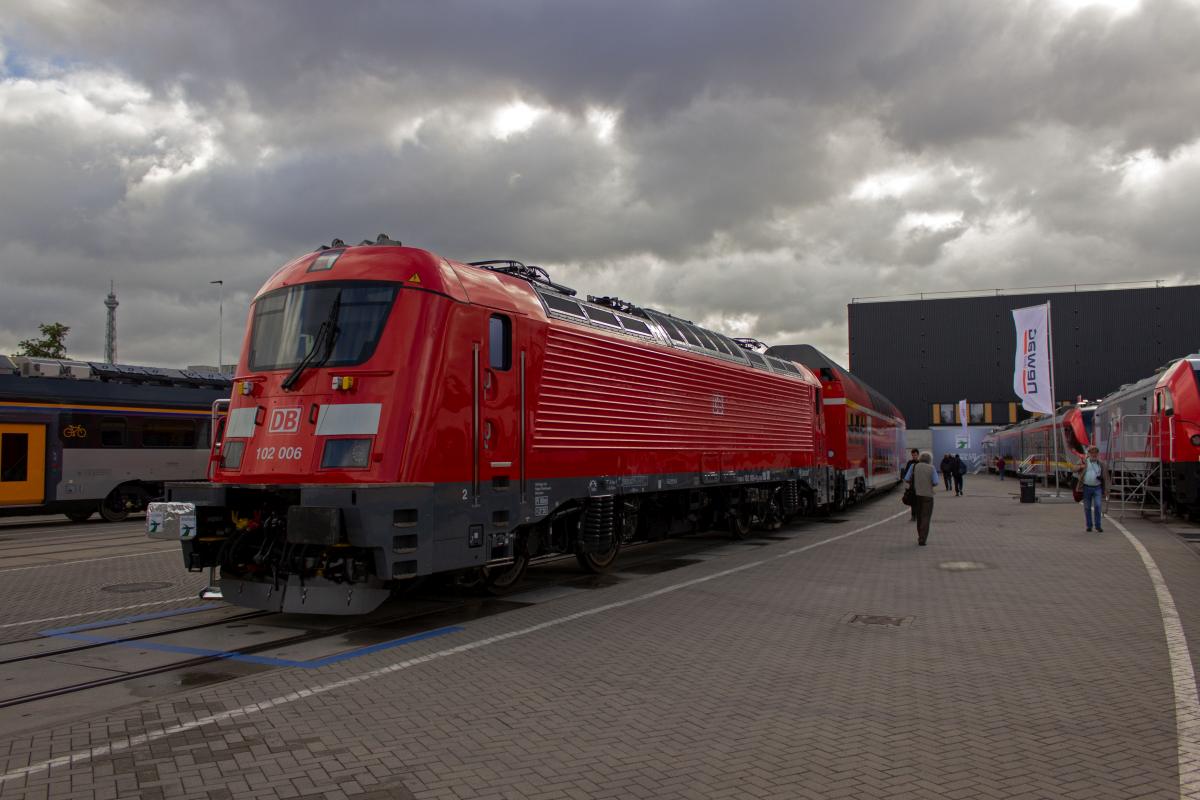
[[846, 613, 913, 628], [937, 561, 991, 571], [101, 581, 173, 594]]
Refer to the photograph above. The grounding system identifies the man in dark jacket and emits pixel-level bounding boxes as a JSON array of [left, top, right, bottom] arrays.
[[953, 454, 966, 496], [1074, 446, 1109, 532], [902, 449, 920, 521]]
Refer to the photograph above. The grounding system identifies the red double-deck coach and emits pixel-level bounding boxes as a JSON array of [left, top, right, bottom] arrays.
[[766, 344, 906, 507]]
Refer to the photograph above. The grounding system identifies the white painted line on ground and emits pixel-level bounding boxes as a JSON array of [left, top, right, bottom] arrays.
[[0, 549, 175, 573], [0, 598, 197, 630], [0, 509, 907, 787], [1108, 515, 1200, 800]]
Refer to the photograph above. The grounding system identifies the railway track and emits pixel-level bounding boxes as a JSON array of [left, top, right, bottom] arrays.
[[0, 609, 271, 709], [0, 590, 490, 711]]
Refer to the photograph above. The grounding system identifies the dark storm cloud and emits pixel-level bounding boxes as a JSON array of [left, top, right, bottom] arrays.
[[1, 1, 910, 115], [1, 0, 1198, 368]]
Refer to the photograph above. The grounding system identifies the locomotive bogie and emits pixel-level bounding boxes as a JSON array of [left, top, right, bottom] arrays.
[[160, 463, 837, 613]]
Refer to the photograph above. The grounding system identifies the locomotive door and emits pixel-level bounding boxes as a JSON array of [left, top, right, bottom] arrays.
[[0, 423, 46, 506], [475, 313, 520, 507]]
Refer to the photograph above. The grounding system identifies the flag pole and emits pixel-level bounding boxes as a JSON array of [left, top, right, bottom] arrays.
[[1046, 300, 1060, 497]]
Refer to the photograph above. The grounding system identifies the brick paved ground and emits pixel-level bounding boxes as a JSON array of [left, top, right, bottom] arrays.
[[0, 519, 206, 645], [1, 478, 1197, 799]]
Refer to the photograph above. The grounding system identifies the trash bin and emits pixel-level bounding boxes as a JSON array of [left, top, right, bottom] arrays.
[[1019, 476, 1037, 503]]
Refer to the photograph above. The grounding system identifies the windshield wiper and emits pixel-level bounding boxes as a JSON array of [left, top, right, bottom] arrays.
[[281, 291, 342, 391]]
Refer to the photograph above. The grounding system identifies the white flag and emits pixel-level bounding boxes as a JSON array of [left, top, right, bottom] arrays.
[[1012, 304, 1053, 414], [958, 399, 968, 430]]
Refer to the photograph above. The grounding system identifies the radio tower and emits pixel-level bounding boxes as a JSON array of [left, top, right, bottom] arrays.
[[104, 281, 119, 364]]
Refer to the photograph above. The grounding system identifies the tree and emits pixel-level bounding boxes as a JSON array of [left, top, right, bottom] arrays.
[[15, 323, 70, 359]]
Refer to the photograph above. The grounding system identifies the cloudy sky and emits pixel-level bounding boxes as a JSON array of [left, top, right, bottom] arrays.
[[1, 0, 1198, 369]]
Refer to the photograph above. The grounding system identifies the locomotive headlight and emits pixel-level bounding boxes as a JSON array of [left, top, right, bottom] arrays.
[[221, 440, 245, 469], [321, 438, 371, 469], [1191, 434, 1200, 447], [330, 375, 355, 390]]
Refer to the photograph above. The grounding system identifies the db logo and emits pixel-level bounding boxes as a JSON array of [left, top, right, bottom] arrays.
[[267, 407, 302, 434]]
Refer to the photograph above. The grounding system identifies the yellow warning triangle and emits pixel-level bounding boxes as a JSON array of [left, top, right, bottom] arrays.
[[408, 273, 422, 284]]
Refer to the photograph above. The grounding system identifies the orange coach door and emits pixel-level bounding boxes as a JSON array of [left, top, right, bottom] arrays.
[[0, 423, 46, 506]]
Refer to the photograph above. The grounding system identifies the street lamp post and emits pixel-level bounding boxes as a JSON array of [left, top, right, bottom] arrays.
[[210, 280, 224, 371]]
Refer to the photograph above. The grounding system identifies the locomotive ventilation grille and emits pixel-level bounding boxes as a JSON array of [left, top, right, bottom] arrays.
[[534, 328, 815, 450]]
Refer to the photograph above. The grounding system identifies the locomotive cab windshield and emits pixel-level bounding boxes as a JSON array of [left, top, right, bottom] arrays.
[[248, 281, 398, 375]]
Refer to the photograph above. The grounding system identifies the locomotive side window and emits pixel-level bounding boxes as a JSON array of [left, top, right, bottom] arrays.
[[708, 334, 736, 356], [650, 314, 687, 343], [769, 358, 800, 375], [744, 352, 770, 370], [710, 333, 739, 357], [677, 324, 705, 348], [542, 293, 585, 318], [693, 328, 721, 352], [489, 315, 512, 371], [584, 307, 620, 327], [618, 315, 652, 336]]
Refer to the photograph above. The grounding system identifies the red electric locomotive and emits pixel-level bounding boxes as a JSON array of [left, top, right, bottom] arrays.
[[1092, 354, 1200, 516], [150, 239, 840, 613], [764, 344, 905, 506]]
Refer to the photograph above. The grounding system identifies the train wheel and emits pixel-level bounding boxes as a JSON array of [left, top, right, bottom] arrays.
[[99, 494, 129, 523], [575, 541, 621, 573], [728, 507, 752, 540], [481, 550, 530, 595], [757, 502, 784, 532], [65, 509, 94, 523]]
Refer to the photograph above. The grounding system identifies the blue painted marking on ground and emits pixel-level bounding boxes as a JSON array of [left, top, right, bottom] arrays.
[[290, 626, 466, 668], [40, 604, 220, 636], [41, 623, 465, 669]]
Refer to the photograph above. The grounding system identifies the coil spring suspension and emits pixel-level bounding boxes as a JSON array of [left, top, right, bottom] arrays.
[[580, 495, 615, 553], [782, 480, 801, 514]]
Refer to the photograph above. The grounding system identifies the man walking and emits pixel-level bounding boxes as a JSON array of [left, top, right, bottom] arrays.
[[952, 454, 966, 496], [908, 452, 937, 546], [940, 454, 954, 491]]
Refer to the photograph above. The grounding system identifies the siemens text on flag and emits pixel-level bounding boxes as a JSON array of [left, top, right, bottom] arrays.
[[1011, 304, 1054, 415]]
